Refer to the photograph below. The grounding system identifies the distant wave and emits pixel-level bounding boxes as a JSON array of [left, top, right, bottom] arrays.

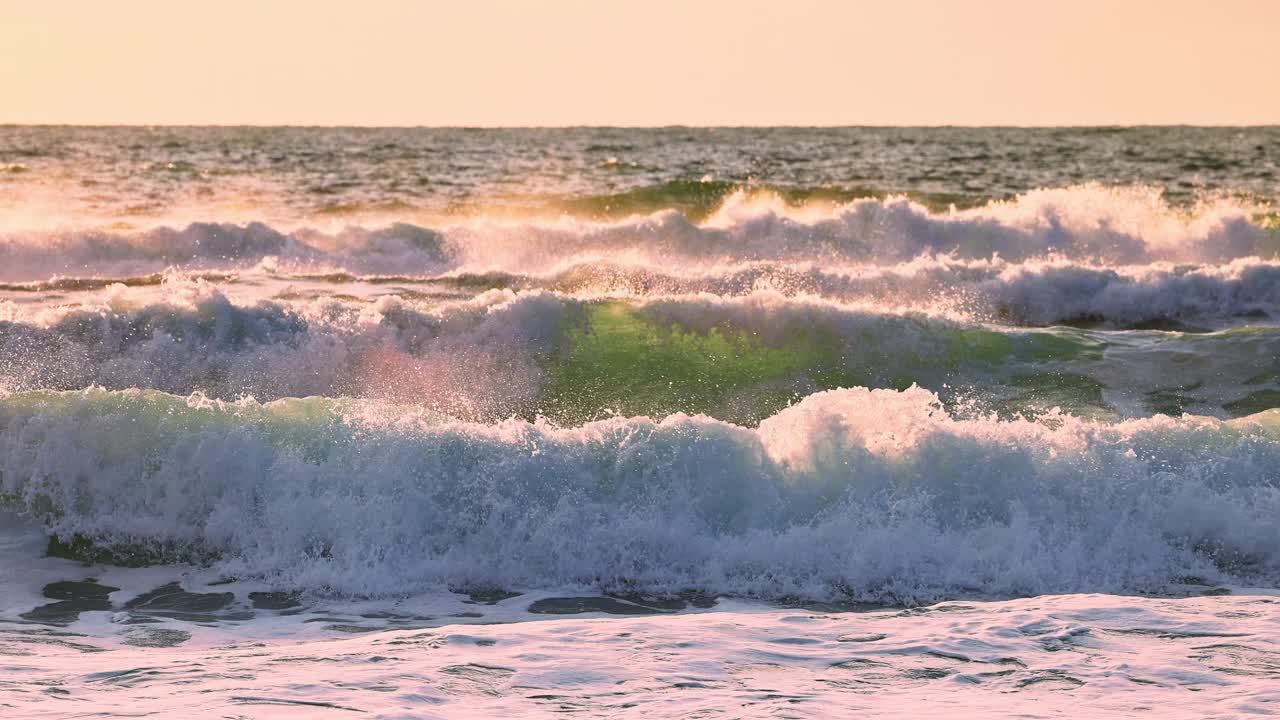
[[1, 186, 1274, 281], [3, 386, 1278, 602]]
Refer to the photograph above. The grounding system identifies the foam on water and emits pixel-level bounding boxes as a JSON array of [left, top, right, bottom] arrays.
[[413, 255, 1280, 328], [1, 587, 1277, 719], [1, 186, 1275, 281], [4, 127, 1280, 717], [2, 386, 1279, 602], [4, 283, 1277, 421]]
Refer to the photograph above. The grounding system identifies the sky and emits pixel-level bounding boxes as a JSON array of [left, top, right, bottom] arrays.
[[2, 0, 1278, 126]]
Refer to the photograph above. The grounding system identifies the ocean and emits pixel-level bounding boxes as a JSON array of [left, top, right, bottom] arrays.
[[1, 126, 1279, 717]]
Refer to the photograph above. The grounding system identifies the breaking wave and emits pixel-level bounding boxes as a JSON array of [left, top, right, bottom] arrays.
[[4, 284, 1278, 422], [1, 186, 1274, 281], [2, 386, 1278, 602]]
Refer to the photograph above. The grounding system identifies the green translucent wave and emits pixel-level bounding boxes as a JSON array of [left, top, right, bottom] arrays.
[[537, 302, 1107, 425]]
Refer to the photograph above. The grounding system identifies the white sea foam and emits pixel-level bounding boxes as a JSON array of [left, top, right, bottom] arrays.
[[0, 186, 1272, 282], [3, 283, 1277, 420], [6, 127, 1280, 719], [3, 386, 1278, 601], [440, 256, 1280, 327], [2, 586, 1277, 719]]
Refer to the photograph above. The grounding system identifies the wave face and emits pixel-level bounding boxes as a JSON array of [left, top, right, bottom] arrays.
[[4, 285, 1279, 423], [3, 126, 1280, 603], [3, 387, 1279, 602]]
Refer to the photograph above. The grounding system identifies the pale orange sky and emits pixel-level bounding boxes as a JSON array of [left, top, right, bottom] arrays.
[[2, 0, 1278, 126]]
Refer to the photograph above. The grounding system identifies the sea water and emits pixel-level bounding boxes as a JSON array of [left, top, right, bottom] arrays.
[[1, 126, 1279, 717]]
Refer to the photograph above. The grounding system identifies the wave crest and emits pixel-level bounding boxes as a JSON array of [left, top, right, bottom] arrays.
[[2, 386, 1278, 602], [1, 186, 1273, 281], [4, 285, 1278, 421]]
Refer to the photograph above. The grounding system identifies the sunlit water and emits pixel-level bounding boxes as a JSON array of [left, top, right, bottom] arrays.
[[2, 126, 1280, 717]]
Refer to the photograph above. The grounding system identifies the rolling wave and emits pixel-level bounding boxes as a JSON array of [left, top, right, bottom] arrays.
[[8, 257, 1280, 329], [1, 186, 1274, 281], [3, 286, 1277, 422], [2, 386, 1278, 602], [417, 256, 1280, 329]]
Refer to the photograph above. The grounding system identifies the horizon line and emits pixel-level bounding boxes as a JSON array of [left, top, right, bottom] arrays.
[[3, 122, 1279, 130]]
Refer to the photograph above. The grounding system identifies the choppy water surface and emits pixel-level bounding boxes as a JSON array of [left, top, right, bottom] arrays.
[[2, 126, 1280, 717]]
